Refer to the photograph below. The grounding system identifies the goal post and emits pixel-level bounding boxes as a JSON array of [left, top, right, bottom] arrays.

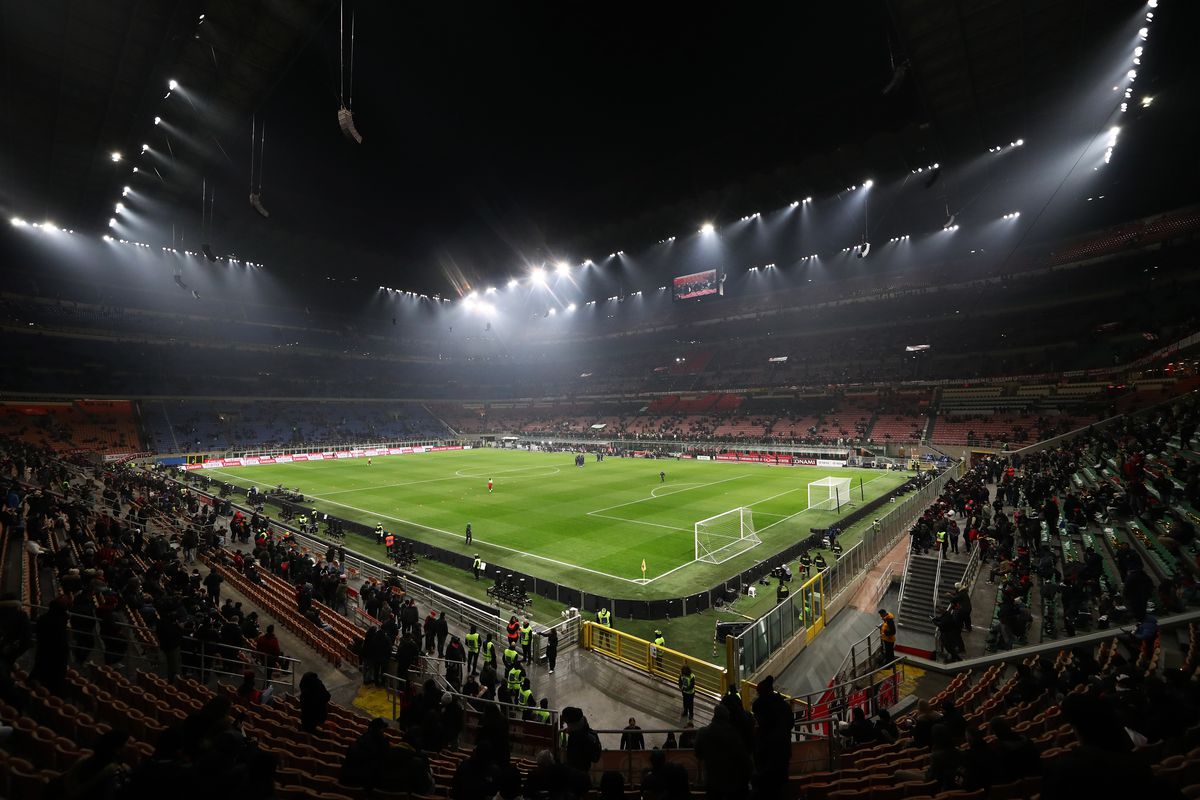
[[694, 506, 762, 564], [808, 477, 852, 512]]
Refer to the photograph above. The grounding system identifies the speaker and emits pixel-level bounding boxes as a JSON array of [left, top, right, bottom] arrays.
[[201, 244, 217, 262]]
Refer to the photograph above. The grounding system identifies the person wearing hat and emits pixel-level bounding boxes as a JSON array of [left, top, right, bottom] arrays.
[[878, 608, 897, 662], [472, 553, 482, 580], [652, 630, 665, 671]]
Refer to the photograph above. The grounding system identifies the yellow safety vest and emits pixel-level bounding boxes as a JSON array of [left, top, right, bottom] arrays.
[[520, 625, 532, 645], [465, 633, 480, 653], [681, 674, 695, 695]]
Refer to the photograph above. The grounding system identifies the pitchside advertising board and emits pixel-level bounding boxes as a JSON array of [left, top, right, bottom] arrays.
[[672, 268, 721, 301], [182, 444, 468, 470], [714, 454, 847, 467]]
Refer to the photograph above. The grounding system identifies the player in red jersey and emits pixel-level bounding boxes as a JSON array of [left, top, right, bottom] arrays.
[[488, 478, 494, 493]]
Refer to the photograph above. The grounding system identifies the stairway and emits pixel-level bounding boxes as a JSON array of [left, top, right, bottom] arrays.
[[897, 555, 969, 635]]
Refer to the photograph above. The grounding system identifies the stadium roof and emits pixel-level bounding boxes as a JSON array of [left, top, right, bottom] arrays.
[[2, 0, 1191, 296]]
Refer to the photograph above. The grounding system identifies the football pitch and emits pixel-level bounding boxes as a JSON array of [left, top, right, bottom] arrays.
[[202, 449, 909, 600]]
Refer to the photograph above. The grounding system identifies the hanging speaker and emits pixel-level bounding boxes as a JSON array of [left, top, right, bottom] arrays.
[[249, 193, 270, 218], [202, 244, 217, 262], [338, 106, 362, 144]]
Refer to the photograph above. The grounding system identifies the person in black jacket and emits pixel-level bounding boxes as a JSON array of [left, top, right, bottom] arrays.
[[298, 671, 330, 733], [340, 718, 390, 790]]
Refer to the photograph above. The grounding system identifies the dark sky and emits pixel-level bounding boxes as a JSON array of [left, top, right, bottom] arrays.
[[210, 2, 913, 292]]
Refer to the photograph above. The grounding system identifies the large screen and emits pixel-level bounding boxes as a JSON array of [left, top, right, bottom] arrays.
[[672, 269, 720, 301]]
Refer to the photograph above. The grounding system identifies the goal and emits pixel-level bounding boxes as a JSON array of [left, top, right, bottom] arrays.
[[808, 477, 852, 511], [695, 507, 762, 564]]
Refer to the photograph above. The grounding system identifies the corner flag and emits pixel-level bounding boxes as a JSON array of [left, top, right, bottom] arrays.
[[641, 558, 647, 578]]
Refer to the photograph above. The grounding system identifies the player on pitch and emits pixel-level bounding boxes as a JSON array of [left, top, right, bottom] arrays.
[[488, 478, 494, 494]]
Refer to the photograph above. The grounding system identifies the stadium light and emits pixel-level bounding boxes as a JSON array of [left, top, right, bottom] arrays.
[[111, 151, 122, 162], [566, 303, 577, 312], [10, 217, 26, 227], [507, 278, 519, 289], [548, 307, 557, 316], [115, 203, 124, 213], [1003, 211, 1021, 219], [485, 286, 497, 294], [862, 179, 874, 189], [555, 261, 570, 275], [122, 186, 131, 196], [108, 218, 117, 227], [804, 196, 813, 203], [154, 116, 161, 126], [102, 234, 112, 242], [699, 222, 715, 234], [531, 266, 546, 283], [1141, 95, 1154, 107], [141, 144, 150, 153], [168, 79, 179, 90]]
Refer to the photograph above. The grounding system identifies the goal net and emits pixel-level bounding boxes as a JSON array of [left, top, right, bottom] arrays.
[[808, 477, 852, 511], [695, 507, 762, 564]]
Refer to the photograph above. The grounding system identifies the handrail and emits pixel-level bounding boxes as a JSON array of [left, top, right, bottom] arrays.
[[930, 544, 945, 609], [895, 536, 915, 630]]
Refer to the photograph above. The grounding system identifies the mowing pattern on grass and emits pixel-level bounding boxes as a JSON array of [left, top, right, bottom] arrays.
[[203, 449, 907, 600]]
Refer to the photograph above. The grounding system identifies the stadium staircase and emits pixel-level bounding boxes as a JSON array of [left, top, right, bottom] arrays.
[[896, 554, 968, 636]]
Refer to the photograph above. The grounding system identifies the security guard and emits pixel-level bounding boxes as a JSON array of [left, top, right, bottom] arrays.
[[678, 665, 696, 720], [507, 659, 525, 694], [384, 532, 396, 555], [519, 619, 534, 663], [472, 554, 483, 580], [502, 641, 520, 669], [374, 523, 384, 543], [776, 578, 791, 605], [506, 615, 520, 648], [799, 551, 813, 578], [533, 698, 552, 724], [813, 552, 828, 572], [482, 633, 497, 668], [652, 630, 666, 670], [936, 528, 947, 555], [518, 678, 534, 710], [878, 608, 897, 662], [465, 624, 481, 673], [596, 607, 612, 628]]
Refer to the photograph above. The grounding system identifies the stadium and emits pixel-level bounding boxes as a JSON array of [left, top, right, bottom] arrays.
[[2, 1, 1200, 798]]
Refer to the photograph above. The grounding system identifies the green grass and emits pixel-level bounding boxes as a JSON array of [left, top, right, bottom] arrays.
[[203, 449, 907, 602]]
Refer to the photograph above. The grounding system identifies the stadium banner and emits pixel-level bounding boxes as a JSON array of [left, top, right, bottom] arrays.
[[713, 453, 847, 468], [185, 444, 442, 470], [696, 455, 712, 461]]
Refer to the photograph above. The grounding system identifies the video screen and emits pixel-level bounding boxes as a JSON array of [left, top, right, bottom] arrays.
[[672, 269, 720, 301]]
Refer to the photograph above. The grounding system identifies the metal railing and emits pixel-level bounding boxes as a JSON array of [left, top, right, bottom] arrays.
[[26, 603, 300, 691], [731, 463, 963, 677], [582, 622, 730, 697]]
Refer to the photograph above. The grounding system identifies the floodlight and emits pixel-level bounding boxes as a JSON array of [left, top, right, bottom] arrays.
[[108, 218, 117, 227], [111, 151, 122, 162], [168, 79, 179, 90], [862, 179, 874, 189], [699, 222, 715, 234], [102, 234, 112, 241], [141, 144, 150, 153], [115, 203, 124, 213], [10, 217, 26, 227], [485, 286, 497, 294], [1141, 96, 1154, 107], [556, 261, 570, 274], [566, 303, 576, 312], [154, 116, 161, 126], [548, 308, 556, 316], [507, 278, 518, 289], [531, 266, 546, 283], [122, 186, 130, 196]]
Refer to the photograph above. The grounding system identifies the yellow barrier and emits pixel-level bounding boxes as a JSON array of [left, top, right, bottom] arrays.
[[582, 622, 729, 698]]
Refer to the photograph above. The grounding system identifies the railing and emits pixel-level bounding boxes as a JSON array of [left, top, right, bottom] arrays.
[[788, 658, 907, 739], [27, 603, 300, 691], [731, 462, 963, 677], [582, 622, 730, 697]]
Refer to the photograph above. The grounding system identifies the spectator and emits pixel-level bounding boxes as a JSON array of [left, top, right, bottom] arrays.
[[620, 716, 645, 750], [843, 707, 878, 746], [298, 671, 330, 733], [340, 717, 390, 790], [641, 746, 690, 800], [561, 706, 602, 774], [751, 675, 792, 797], [695, 704, 752, 800], [31, 601, 70, 692]]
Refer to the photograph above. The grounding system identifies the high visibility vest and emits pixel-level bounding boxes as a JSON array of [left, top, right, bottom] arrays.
[[936, 531, 946, 543], [503, 647, 518, 665], [520, 625, 532, 645], [375, 524, 383, 535], [597, 609, 611, 627], [534, 709, 551, 723], [879, 613, 897, 643], [653, 636, 665, 649], [778, 584, 790, 600], [519, 688, 533, 706], [483, 641, 496, 662], [472, 557, 482, 570], [507, 622, 519, 640], [507, 667, 523, 690], [465, 633, 480, 653], [385, 534, 395, 548]]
